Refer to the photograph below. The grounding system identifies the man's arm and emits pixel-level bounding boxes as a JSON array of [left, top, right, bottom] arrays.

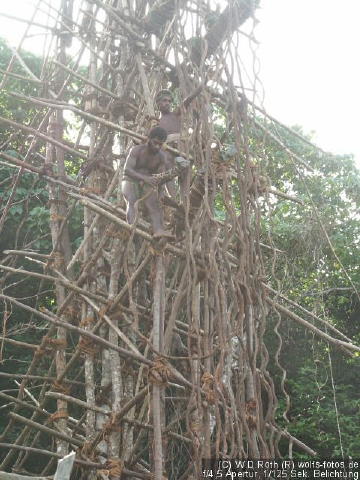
[[124, 147, 158, 187], [182, 84, 205, 110], [172, 84, 204, 116], [158, 152, 177, 199]]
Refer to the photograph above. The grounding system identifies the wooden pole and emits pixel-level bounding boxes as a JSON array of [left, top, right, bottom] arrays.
[[152, 253, 166, 480]]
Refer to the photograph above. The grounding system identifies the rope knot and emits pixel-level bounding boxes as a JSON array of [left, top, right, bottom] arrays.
[[44, 337, 67, 350], [48, 408, 69, 423], [245, 399, 257, 429], [102, 414, 121, 440], [78, 336, 99, 356], [201, 372, 216, 405], [52, 380, 71, 395], [148, 356, 171, 385], [104, 457, 124, 479]]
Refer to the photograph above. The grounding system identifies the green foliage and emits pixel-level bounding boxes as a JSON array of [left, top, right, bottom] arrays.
[[283, 361, 360, 457], [258, 121, 360, 458], [204, 106, 360, 457], [202, 107, 360, 460], [0, 167, 50, 246], [0, 39, 86, 453], [0, 38, 43, 150]]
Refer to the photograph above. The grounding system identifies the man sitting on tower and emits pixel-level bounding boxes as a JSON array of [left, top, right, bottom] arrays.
[[121, 127, 173, 239]]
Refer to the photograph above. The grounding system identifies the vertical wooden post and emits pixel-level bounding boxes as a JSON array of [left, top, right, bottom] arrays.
[[152, 253, 166, 480], [81, 4, 98, 469], [203, 277, 212, 459], [44, 0, 74, 457]]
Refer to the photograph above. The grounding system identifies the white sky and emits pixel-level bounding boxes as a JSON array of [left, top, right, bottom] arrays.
[[255, 0, 360, 164], [1, 0, 360, 165]]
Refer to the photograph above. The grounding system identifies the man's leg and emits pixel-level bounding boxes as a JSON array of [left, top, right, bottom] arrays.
[[164, 151, 177, 199], [144, 190, 173, 238], [121, 180, 138, 224]]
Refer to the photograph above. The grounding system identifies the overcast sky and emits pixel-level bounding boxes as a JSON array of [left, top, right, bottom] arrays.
[[1, 0, 359, 165], [255, 0, 360, 165]]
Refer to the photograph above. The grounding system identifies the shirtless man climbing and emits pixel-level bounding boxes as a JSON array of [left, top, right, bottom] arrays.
[[155, 88, 202, 200], [121, 126, 173, 239], [156, 87, 202, 150], [156, 89, 182, 140]]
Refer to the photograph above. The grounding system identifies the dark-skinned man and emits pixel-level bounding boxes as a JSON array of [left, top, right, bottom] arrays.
[[155, 87, 202, 152], [121, 127, 173, 239], [155, 87, 203, 201]]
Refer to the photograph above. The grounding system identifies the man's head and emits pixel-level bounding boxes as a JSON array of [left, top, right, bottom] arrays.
[[148, 127, 167, 153], [156, 89, 173, 114]]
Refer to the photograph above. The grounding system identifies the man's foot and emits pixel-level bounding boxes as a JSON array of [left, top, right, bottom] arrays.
[[153, 230, 175, 240]]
